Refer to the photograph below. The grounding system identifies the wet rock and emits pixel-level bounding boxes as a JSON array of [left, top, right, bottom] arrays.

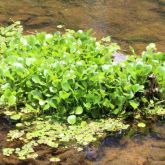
[[84, 145, 103, 161], [18, 7, 47, 16], [25, 16, 55, 29], [149, 148, 165, 161], [0, 0, 165, 52], [149, 160, 165, 165], [158, 0, 165, 6], [124, 35, 158, 43], [0, 15, 7, 24], [8, 14, 32, 24], [152, 142, 165, 149]]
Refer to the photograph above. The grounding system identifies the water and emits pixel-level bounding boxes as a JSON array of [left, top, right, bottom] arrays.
[[0, 115, 165, 165], [84, 120, 165, 165], [0, 0, 165, 164], [1, 0, 165, 52]]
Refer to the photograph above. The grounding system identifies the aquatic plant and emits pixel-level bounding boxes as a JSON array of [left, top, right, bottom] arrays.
[[0, 22, 164, 124], [3, 117, 129, 159], [0, 22, 164, 161]]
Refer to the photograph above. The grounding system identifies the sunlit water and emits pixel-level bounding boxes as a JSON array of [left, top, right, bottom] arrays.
[[1, 0, 165, 52], [0, 0, 165, 164]]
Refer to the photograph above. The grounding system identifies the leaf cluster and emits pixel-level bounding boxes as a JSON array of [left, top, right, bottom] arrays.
[[0, 22, 164, 123], [3, 118, 128, 160]]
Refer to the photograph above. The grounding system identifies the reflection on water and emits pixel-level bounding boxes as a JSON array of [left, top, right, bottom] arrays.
[[0, 0, 165, 52]]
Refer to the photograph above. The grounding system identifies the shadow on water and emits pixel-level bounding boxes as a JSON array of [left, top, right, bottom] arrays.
[[1, 0, 165, 52]]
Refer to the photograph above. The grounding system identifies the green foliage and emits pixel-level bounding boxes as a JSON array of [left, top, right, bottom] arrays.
[[1, 22, 165, 162], [2, 148, 15, 156], [0, 22, 164, 123], [146, 105, 165, 116], [50, 157, 61, 162], [67, 115, 77, 124], [3, 117, 129, 160], [137, 122, 146, 128], [0, 21, 23, 54]]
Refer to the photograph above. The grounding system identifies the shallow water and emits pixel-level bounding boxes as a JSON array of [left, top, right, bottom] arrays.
[[84, 120, 165, 165], [1, 0, 165, 52], [0, 0, 165, 164], [0, 117, 165, 165]]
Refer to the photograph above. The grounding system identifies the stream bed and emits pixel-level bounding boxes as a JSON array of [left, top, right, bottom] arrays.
[[0, 0, 165, 165], [1, 0, 165, 52], [0, 117, 165, 165]]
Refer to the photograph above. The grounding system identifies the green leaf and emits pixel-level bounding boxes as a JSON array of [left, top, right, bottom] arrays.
[[67, 115, 76, 125], [129, 100, 139, 110], [59, 91, 70, 100], [50, 157, 61, 162], [61, 80, 70, 91], [113, 108, 121, 115], [48, 99, 57, 108], [43, 103, 50, 110], [39, 100, 45, 106], [26, 80, 32, 87], [32, 75, 42, 84], [132, 84, 144, 93], [83, 102, 91, 110], [3, 148, 15, 156], [8, 95, 16, 105], [31, 90, 42, 100], [138, 122, 146, 128], [25, 58, 36, 66], [75, 106, 83, 115], [10, 114, 21, 120]]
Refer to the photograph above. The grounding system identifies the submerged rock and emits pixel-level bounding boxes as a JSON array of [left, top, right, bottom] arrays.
[[112, 52, 127, 64]]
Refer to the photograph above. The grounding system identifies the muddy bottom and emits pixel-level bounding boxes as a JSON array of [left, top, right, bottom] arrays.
[[0, 117, 165, 165], [1, 0, 165, 52]]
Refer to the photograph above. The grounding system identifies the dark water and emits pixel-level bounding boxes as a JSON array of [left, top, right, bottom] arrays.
[[0, 117, 165, 165], [1, 0, 165, 52], [84, 120, 165, 165]]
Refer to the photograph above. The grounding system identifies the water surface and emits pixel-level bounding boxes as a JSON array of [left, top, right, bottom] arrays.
[[0, 1, 165, 164], [0, 117, 165, 165], [1, 0, 165, 52]]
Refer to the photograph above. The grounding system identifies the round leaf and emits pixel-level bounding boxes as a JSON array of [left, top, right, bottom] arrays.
[[75, 106, 83, 115], [138, 122, 146, 128], [67, 115, 76, 125]]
